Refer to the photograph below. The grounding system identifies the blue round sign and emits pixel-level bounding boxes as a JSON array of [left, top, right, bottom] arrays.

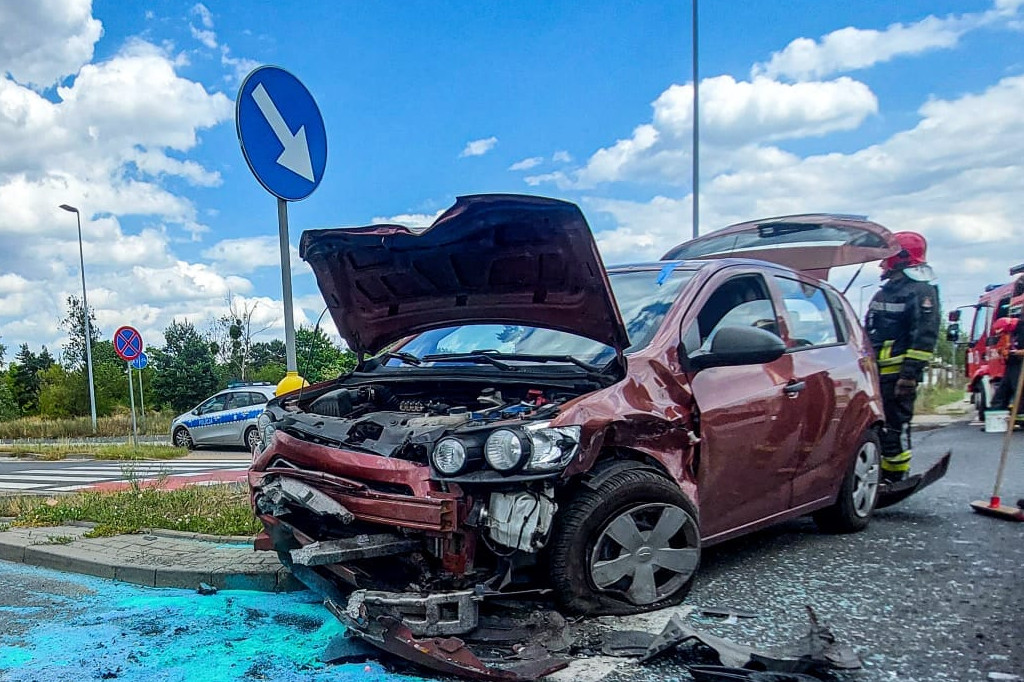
[[236, 66, 327, 202], [130, 352, 148, 370]]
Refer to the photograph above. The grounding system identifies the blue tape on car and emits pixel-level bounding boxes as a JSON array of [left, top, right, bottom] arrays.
[[656, 263, 676, 286]]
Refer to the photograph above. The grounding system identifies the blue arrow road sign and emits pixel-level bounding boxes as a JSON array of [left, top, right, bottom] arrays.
[[130, 352, 148, 370], [113, 326, 143, 362], [236, 66, 327, 201]]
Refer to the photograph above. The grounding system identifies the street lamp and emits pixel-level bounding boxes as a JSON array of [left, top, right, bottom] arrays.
[[691, 0, 699, 239], [59, 204, 98, 434]]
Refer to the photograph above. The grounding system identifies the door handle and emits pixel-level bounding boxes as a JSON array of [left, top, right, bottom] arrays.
[[783, 380, 806, 396]]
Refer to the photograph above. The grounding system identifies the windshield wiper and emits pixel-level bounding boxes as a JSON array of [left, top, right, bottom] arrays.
[[421, 352, 516, 370], [426, 349, 601, 373], [378, 351, 421, 366]]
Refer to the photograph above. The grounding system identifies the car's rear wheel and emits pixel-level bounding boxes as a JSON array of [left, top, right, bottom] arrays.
[[549, 467, 700, 615], [173, 427, 195, 450], [814, 429, 881, 534], [244, 426, 260, 452]]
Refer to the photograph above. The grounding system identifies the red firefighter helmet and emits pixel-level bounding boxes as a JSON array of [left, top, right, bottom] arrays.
[[881, 231, 928, 274], [992, 316, 1019, 337]]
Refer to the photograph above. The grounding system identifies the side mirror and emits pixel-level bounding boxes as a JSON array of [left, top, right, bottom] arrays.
[[191, 408, 200, 416], [948, 310, 961, 323], [946, 323, 960, 343], [685, 326, 787, 372]]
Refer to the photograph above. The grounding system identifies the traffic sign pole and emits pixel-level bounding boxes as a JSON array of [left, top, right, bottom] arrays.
[[278, 198, 298, 374], [137, 367, 146, 432], [126, 363, 139, 447]]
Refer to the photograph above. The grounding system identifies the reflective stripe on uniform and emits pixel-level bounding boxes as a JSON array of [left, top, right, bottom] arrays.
[[906, 349, 933, 361], [879, 364, 903, 375], [879, 340, 894, 361], [881, 450, 912, 472], [869, 301, 907, 313]]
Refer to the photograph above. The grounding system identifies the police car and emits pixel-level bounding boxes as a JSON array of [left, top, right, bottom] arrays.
[[170, 383, 277, 450]]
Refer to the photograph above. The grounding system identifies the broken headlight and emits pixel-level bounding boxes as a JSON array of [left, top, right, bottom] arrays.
[[432, 438, 468, 475], [523, 423, 580, 471], [257, 412, 276, 453]]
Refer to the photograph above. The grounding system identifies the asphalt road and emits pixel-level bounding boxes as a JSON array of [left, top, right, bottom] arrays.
[[607, 421, 1024, 682], [1, 421, 1021, 681]]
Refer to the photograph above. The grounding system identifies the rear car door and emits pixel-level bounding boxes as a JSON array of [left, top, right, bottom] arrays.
[[681, 270, 802, 540], [770, 274, 855, 508]]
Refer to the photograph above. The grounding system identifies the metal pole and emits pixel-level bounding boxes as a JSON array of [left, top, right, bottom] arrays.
[[126, 363, 139, 447], [137, 367, 145, 433], [691, 0, 699, 239], [65, 207, 98, 433], [278, 198, 298, 373]]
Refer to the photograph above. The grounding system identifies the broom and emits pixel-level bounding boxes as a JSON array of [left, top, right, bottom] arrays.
[[971, 353, 1024, 521]]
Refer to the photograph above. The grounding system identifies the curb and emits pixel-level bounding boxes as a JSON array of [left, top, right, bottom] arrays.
[[0, 526, 303, 593]]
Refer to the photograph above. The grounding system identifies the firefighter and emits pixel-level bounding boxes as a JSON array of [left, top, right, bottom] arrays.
[[865, 231, 940, 483], [989, 311, 1024, 413]]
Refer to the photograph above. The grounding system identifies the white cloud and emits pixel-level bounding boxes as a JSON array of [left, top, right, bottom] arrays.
[[533, 75, 876, 189], [552, 150, 573, 163], [459, 136, 498, 158], [189, 3, 217, 49], [202, 236, 305, 276], [0, 0, 103, 90], [220, 46, 259, 86], [509, 156, 543, 171], [371, 210, 444, 228], [753, 1, 1023, 81], [585, 75, 1024, 310]]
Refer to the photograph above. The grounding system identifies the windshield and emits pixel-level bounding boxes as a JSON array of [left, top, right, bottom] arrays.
[[391, 267, 696, 366]]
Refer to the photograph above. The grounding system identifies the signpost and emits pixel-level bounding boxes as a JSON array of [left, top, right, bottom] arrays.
[[131, 352, 148, 431], [236, 65, 327, 396], [114, 326, 143, 446]]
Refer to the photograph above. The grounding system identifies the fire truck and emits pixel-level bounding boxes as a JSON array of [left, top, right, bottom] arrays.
[[952, 263, 1024, 419]]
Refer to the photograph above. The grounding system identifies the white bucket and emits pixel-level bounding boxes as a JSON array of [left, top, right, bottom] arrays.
[[985, 409, 1010, 433]]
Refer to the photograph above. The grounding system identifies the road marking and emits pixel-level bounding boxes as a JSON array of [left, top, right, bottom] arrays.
[[0, 475, 122, 483], [0, 482, 51, 489]]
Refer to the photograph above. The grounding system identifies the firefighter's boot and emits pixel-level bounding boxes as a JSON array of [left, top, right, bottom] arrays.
[[881, 450, 912, 483]]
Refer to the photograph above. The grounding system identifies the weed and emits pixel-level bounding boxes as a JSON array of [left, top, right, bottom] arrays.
[[0, 444, 186, 461], [42, 534, 76, 545], [0, 412, 175, 440], [0, 522, 10, 533]]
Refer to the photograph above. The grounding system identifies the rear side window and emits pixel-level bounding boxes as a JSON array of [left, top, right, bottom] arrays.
[[774, 277, 840, 348], [248, 392, 269, 405]]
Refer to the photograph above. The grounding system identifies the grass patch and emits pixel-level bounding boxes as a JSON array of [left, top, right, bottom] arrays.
[[42, 534, 76, 545], [0, 412, 174, 440], [915, 386, 967, 414], [0, 484, 260, 537], [0, 443, 185, 461]]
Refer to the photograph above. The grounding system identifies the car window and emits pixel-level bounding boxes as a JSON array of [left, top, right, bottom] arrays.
[[970, 305, 990, 343], [694, 274, 780, 346], [249, 392, 269, 405], [229, 392, 254, 409], [774, 276, 840, 348], [199, 395, 227, 415]]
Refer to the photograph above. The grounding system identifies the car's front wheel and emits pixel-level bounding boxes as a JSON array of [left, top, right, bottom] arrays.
[[549, 467, 700, 615], [813, 429, 881, 533], [173, 427, 195, 450], [244, 427, 260, 453]]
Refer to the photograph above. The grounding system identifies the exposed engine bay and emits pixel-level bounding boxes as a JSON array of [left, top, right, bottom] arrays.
[[277, 380, 575, 464]]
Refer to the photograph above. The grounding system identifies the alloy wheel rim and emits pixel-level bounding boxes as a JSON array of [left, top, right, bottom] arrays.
[[852, 440, 880, 517], [589, 502, 699, 606], [175, 429, 191, 448], [246, 429, 260, 450]]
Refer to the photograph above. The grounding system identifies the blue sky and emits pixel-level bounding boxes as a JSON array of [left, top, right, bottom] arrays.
[[0, 0, 1022, 353]]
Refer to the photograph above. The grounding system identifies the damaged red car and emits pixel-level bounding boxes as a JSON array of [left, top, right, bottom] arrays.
[[249, 195, 918, 676]]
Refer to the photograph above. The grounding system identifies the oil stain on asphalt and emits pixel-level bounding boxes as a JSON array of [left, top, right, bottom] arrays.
[[0, 561, 422, 681]]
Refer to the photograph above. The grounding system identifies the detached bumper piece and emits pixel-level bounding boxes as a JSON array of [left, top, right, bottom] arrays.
[[325, 592, 570, 681], [876, 451, 951, 509], [289, 534, 420, 567]]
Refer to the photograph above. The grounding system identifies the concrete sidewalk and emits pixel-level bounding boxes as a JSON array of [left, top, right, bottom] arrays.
[[0, 521, 299, 593]]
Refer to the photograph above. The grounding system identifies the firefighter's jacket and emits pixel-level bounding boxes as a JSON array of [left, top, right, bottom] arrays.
[[865, 271, 940, 381]]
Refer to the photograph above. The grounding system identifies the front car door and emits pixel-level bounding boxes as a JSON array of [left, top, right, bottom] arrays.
[[681, 270, 802, 540], [190, 393, 228, 444], [771, 273, 865, 508]]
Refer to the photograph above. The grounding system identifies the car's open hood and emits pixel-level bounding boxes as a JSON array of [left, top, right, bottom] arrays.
[[661, 214, 899, 279], [300, 194, 629, 356]]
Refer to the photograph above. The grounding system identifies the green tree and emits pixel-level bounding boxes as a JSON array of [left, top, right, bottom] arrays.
[[296, 327, 356, 383], [59, 295, 101, 371], [149, 320, 219, 412], [9, 344, 54, 415]]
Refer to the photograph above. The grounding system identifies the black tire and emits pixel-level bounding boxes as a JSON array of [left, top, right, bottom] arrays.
[[173, 427, 195, 450], [814, 429, 881, 534], [548, 467, 700, 616], [244, 427, 260, 453], [974, 386, 987, 421]]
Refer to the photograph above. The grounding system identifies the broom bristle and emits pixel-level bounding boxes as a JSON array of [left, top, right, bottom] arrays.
[[970, 500, 1024, 521]]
